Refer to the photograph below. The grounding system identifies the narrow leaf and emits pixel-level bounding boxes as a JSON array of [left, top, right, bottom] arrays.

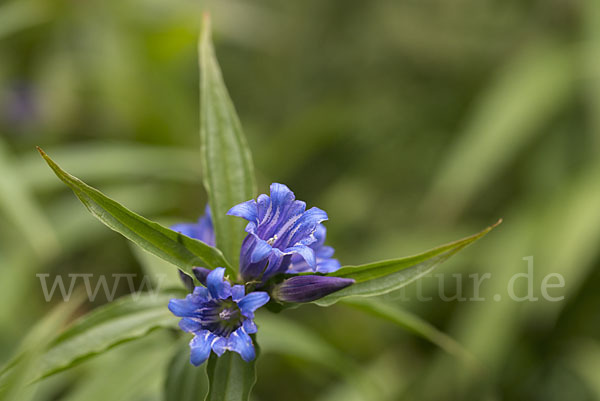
[[0, 293, 84, 401], [165, 342, 209, 401], [315, 220, 501, 306], [342, 298, 477, 367], [199, 14, 256, 275], [205, 350, 257, 401], [0, 139, 59, 259], [37, 147, 232, 277], [36, 292, 180, 380]]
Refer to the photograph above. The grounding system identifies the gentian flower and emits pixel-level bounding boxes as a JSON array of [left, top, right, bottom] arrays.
[[227, 183, 337, 282], [168, 268, 269, 365]]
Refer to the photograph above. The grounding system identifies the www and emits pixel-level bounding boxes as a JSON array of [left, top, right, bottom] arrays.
[[36, 274, 160, 302]]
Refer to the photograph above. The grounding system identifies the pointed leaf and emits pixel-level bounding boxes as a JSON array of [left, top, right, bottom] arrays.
[[342, 298, 476, 366], [199, 14, 256, 274], [205, 350, 257, 401], [315, 220, 501, 306], [37, 292, 180, 380], [165, 342, 209, 401], [37, 147, 231, 277]]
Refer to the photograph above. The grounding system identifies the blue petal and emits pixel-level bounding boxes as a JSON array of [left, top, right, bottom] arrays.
[[227, 200, 258, 223], [251, 239, 272, 263], [286, 207, 328, 246], [168, 297, 198, 317], [206, 267, 230, 299], [171, 206, 215, 246], [211, 337, 228, 356], [316, 257, 342, 273], [313, 224, 327, 246], [316, 245, 335, 259], [243, 319, 257, 334], [192, 286, 209, 301], [285, 245, 316, 269], [239, 235, 269, 281], [228, 328, 255, 362], [262, 249, 290, 279], [231, 285, 245, 302], [269, 183, 295, 209], [238, 291, 270, 318], [179, 317, 201, 333], [190, 331, 216, 366], [171, 223, 202, 239]]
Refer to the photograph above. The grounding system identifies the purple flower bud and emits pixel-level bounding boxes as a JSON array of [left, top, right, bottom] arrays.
[[272, 275, 355, 303], [179, 267, 212, 291], [192, 267, 212, 285]]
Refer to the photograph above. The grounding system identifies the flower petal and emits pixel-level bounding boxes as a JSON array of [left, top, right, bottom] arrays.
[[231, 285, 245, 302], [242, 319, 257, 334], [206, 267, 230, 300], [179, 317, 201, 333], [315, 257, 342, 273], [251, 239, 272, 263], [238, 291, 270, 318], [285, 245, 316, 269], [168, 296, 197, 317], [227, 200, 258, 223], [269, 183, 295, 210], [286, 207, 328, 246], [211, 336, 228, 356], [228, 328, 255, 362], [190, 331, 216, 366]]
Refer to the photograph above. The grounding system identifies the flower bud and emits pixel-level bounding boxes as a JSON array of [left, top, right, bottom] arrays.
[[272, 275, 354, 303]]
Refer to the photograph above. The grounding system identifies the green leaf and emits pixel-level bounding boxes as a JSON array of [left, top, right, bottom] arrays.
[[18, 142, 201, 192], [0, 139, 59, 259], [36, 292, 180, 380], [165, 341, 209, 401], [205, 349, 257, 401], [0, 292, 84, 401], [342, 298, 476, 366], [199, 14, 256, 276], [37, 147, 232, 277], [425, 41, 575, 218], [315, 220, 501, 306]]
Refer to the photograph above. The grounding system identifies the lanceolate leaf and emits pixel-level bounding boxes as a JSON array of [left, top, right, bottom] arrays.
[[199, 14, 256, 275], [342, 298, 476, 366], [0, 293, 84, 401], [315, 220, 501, 306], [37, 293, 180, 380], [205, 349, 257, 401], [38, 147, 232, 277], [165, 342, 209, 401]]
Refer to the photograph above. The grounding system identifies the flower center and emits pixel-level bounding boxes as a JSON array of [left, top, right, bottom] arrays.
[[267, 234, 278, 245], [198, 298, 243, 337]]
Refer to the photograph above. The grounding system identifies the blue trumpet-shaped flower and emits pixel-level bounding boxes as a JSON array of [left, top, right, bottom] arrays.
[[168, 268, 269, 365], [228, 183, 338, 281]]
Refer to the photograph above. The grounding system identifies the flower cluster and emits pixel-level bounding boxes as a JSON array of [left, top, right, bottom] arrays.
[[169, 183, 354, 365]]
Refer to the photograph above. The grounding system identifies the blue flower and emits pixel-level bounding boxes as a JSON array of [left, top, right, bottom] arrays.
[[228, 183, 338, 281], [171, 205, 215, 247], [168, 268, 269, 365], [287, 224, 341, 274]]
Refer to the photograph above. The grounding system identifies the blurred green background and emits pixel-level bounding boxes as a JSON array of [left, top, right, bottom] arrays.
[[1, 0, 600, 400]]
